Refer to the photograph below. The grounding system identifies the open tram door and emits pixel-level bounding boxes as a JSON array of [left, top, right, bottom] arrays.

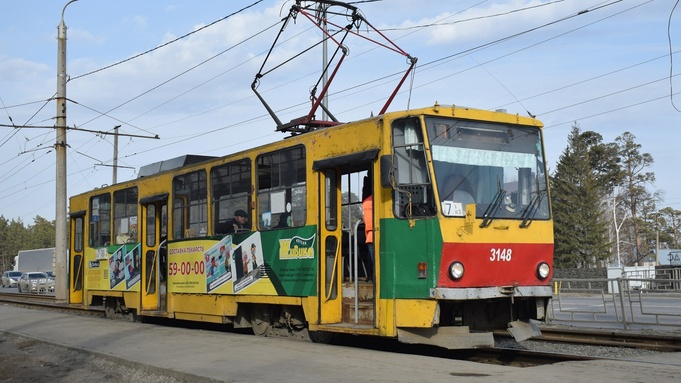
[[314, 150, 377, 329], [139, 194, 168, 315]]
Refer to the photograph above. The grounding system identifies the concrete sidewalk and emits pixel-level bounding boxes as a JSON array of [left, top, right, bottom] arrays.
[[1, 304, 680, 382]]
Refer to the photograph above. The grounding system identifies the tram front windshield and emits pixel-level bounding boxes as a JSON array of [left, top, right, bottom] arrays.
[[425, 117, 550, 221]]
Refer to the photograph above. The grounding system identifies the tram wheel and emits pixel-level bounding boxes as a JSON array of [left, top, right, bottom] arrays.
[[308, 330, 336, 344], [131, 310, 144, 323], [250, 304, 271, 336], [104, 299, 116, 319]]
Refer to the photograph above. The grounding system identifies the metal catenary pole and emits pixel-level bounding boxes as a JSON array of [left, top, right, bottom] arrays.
[[55, 0, 78, 302]]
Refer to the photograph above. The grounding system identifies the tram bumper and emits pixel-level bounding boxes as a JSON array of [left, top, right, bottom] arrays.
[[397, 326, 494, 349]]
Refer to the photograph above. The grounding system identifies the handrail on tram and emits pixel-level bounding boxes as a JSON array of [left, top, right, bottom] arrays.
[[352, 219, 363, 324], [146, 239, 167, 294]]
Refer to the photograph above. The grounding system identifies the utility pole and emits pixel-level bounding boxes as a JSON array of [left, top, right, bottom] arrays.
[[55, 0, 78, 303], [113, 125, 121, 184], [320, 3, 329, 121], [655, 213, 660, 265]]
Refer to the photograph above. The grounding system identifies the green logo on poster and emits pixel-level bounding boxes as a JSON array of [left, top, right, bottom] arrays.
[[279, 234, 316, 260]]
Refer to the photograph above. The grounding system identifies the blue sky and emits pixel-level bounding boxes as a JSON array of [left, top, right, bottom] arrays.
[[1, 0, 679, 224]]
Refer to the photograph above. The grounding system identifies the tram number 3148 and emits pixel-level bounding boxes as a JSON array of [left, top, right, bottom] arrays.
[[490, 248, 512, 262]]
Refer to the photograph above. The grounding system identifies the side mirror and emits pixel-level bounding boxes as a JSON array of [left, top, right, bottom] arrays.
[[380, 155, 392, 188]]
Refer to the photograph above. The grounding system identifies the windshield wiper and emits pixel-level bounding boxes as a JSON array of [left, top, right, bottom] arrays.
[[519, 190, 547, 228], [480, 184, 506, 228]]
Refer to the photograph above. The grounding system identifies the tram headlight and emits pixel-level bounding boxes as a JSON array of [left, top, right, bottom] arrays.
[[448, 261, 464, 280], [536, 262, 550, 280]]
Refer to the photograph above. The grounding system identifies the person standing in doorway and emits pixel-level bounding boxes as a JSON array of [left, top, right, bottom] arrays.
[[362, 176, 374, 282]]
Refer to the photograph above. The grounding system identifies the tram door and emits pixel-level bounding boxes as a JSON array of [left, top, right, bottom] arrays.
[[140, 197, 168, 313], [318, 160, 375, 326], [69, 212, 85, 305], [318, 168, 342, 323]]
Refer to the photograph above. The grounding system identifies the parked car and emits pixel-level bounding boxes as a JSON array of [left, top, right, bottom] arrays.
[[1, 271, 22, 288], [45, 271, 56, 292], [17, 272, 50, 294]]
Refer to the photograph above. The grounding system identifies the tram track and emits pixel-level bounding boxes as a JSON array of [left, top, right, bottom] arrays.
[[541, 327, 681, 352], [494, 326, 681, 352], [0, 291, 104, 317]]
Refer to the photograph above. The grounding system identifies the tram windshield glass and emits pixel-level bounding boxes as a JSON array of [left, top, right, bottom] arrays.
[[425, 117, 550, 221]]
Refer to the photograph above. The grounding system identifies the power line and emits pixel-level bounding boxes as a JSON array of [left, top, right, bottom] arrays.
[[124, 21, 282, 125], [68, 0, 265, 82], [73, 21, 281, 131], [493, 50, 680, 111], [540, 74, 681, 116], [546, 90, 681, 129], [68, 0, 651, 161], [380, 0, 567, 32], [110, 0, 575, 135]]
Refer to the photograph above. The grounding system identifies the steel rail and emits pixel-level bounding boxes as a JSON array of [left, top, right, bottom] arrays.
[[494, 326, 681, 352]]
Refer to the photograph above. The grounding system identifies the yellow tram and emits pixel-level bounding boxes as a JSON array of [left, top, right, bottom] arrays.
[[68, 103, 553, 349]]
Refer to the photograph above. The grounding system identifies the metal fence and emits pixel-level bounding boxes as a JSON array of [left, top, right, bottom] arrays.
[[549, 268, 681, 330]]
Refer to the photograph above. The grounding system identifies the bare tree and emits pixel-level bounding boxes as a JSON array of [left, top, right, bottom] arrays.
[[615, 132, 657, 265]]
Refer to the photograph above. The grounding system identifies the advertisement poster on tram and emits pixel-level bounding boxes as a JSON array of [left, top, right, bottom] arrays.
[[108, 244, 141, 290], [232, 232, 265, 293], [124, 244, 141, 290], [167, 227, 317, 296], [109, 246, 125, 289], [205, 235, 233, 293], [168, 232, 265, 294]]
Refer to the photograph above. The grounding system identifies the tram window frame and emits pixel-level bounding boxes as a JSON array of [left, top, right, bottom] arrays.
[[211, 159, 252, 235], [172, 170, 208, 239], [89, 193, 111, 247], [391, 117, 436, 219], [113, 187, 139, 244], [74, 217, 84, 253], [146, 204, 156, 248], [325, 169, 338, 231], [256, 145, 306, 230]]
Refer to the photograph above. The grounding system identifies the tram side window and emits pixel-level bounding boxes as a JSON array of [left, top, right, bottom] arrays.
[[113, 187, 138, 244], [89, 193, 111, 247], [211, 159, 252, 235], [391, 118, 436, 218], [173, 170, 208, 239], [257, 146, 306, 230]]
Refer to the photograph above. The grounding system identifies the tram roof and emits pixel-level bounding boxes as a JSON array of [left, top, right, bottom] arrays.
[[137, 155, 217, 178]]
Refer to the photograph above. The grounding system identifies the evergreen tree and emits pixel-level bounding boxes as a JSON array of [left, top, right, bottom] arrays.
[[0, 215, 56, 271], [551, 125, 615, 268], [3, 217, 29, 269], [0, 216, 9, 271], [29, 216, 56, 249], [659, 207, 681, 249]]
